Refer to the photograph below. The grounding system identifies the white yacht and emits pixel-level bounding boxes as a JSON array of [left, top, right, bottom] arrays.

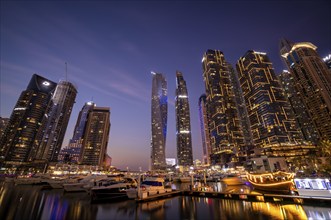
[[127, 177, 172, 199], [63, 174, 108, 192]]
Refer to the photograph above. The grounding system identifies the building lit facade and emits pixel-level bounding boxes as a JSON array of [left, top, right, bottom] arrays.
[[80, 106, 110, 166], [227, 62, 254, 156], [0, 117, 9, 140], [278, 70, 319, 145], [151, 72, 167, 170], [31, 80, 77, 162], [202, 49, 244, 166], [280, 39, 331, 141], [175, 71, 193, 167], [59, 101, 96, 163], [0, 74, 57, 164], [236, 50, 306, 156], [198, 94, 212, 165]]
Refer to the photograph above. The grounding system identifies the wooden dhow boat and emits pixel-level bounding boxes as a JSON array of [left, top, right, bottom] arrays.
[[246, 171, 296, 194]]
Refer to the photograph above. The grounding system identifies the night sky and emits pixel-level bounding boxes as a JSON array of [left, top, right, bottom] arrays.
[[1, 1, 330, 171]]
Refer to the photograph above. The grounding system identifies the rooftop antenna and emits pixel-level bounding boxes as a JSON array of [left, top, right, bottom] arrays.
[[65, 62, 68, 81]]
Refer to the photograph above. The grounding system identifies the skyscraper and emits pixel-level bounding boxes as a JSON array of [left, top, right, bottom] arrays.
[[151, 72, 167, 170], [80, 106, 110, 166], [0, 74, 57, 163], [31, 80, 77, 162], [227, 62, 254, 156], [198, 94, 212, 165], [175, 71, 193, 167], [236, 50, 304, 155], [59, 101, 96, 163], [202, 50, 244, 166], [280, 39, 331, 141], [278, 70, 319, 145]]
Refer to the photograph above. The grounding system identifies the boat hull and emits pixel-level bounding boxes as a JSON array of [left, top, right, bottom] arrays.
[[91, 187, 129, 202]]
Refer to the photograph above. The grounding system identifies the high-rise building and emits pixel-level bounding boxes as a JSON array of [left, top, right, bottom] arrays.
[[278, 70, 319, 144], [80, 106, 110, 166], [202, 50, 244, 166], [31, 80, 77, 162], [280, 39, 331, 141], [175, 71, 193, 167], [227, 62, 254, 155], [0, 117, 9, 140], [151, 72, 167, 170], [0, 74, 57, 163], [198, 94, 212, 165], [59, 101, 96, 163], [236, 50, 305, 155]]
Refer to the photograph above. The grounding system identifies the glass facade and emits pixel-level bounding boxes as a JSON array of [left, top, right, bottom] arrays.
[[198, 94, 212, 165], [175, 71, 193, 167], [151, 72, 167, 170], [80, 107, 110, 166], [0, 74, 57, 163], [280, 39, 331, 141], [278, 70, 319, 145], [236, 50, 304, 155], [202, 50, 244, 166], [31, 80, 77, 162]]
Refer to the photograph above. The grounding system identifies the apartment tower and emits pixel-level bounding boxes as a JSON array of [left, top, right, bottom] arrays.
[[198, 94, 212, 165], [31, 80, 77, 162], [236, 50, 306, 156], [151, 72, 167, 170], [175, 71, 193, 167], [80, 106, 111, 166], [202, 49, 244, 166], [280, 39, 331, 141], [0, 74, 56, 163]]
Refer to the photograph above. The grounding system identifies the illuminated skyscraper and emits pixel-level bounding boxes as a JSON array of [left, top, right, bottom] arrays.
[[0, 74, 56, 163], [280, 39, 331, 141], [202, 50, 244, 166], [236, 50, 304, 154], [278, 70, 319, 144], [227, 62, 254, 156], [80, 106, 110, 166], [59, 101, 96, 163], [175, 71, 193, 167], [151, 72, 167, 170], [31, 80, 77, 162], [198, 94, 212, 165]]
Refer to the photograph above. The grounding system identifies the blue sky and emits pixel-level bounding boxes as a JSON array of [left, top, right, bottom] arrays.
[[1, 1, 330, 171]]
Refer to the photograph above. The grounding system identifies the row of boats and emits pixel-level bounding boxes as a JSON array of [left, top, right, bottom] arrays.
[[4, 171, 331, 200], [4, 174, 173, 202]]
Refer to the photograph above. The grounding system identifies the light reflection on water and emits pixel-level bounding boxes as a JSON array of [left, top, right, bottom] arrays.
[[0, 182, 330, 220]]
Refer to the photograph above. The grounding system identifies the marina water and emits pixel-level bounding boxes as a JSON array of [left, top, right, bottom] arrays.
[[0, 182, 330, 220]]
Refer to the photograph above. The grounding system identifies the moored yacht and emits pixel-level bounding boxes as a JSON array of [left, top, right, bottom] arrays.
[[90, 177, 137, 202], [63, 174, 108, 192], [126, 177, 172, 199]]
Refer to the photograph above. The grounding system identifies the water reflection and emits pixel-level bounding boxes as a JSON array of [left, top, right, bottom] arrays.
[[1, 182, 330, 220]]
